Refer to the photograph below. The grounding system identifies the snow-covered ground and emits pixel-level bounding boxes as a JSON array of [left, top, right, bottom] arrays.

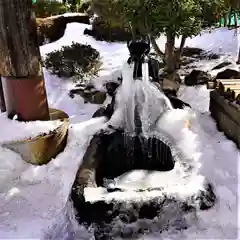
[[0, 21, 239, 239]]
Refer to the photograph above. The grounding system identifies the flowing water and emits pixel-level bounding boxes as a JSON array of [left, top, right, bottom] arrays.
[[111, 62, 173, 136]]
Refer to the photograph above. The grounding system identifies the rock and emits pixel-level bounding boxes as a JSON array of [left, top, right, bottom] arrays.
[[148, 58, 164, 82], [176, 47, 220, 60], [105, 82, 120, 97], [70, 87, 106, 104], [211, 61, 232, 70], [206, 81, 217, 89], [184, 70, 211, 86], [92, 107, 107, 118], [166, 95, 191, 109], [152, 82, 191, 109], [162, 78, 180, 94], [159, 72, 181, 95], [215, 69, 240, 79], [70, 128, 217, 238], [204, 53, 220, 60], [92, 91, 107, 104], [180, 47, 204, 57], [37, 14, 90, 46]]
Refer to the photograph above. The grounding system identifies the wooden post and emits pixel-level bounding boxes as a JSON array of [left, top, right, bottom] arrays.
[[0, 0, 50, 121], [0, 76, 6, 112], [237, 47, 240, 64]]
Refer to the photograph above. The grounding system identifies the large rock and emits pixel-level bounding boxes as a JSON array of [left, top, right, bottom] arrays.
[[211, 61, 232, 71], [215, 69, 240, 79], [184, 70, 211, 86], [69, 86, 106, 104], [37, 14, 90, 45], [71, 128, 216, 239], [105, 81, 120, 97], [176, 47, 220, 60], [162, 78, 180, 94]]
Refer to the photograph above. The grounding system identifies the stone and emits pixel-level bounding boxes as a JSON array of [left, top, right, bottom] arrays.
[[176, 47, 220, 60], [69, 87, 106, 104], [215, 69, 240, 79], [180, 47, 204, 57], [162, 78, 180, 93], [211, 61, 232, 71], [166, 94, 191, 109], [70, 129, 217, 237], [184, 70, 211, 86], [152, 82, 191, 109], [105, 81, 120, 97], [207, 81, 218, 89], [92, 91, 107, 104]]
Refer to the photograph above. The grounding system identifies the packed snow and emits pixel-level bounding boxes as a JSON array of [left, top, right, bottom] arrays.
[[0, 20, 239, 239]]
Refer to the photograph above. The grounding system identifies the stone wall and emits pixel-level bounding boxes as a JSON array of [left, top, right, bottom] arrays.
[[210, 89, 240, 148]]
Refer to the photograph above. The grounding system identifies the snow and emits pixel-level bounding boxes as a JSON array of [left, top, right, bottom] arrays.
[[0, 21, 239, 239]]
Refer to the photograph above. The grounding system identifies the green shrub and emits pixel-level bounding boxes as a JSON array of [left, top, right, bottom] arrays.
[[43, 42, 102, 81], [34, 0, 67, 18], [91, 17, 132, 42]]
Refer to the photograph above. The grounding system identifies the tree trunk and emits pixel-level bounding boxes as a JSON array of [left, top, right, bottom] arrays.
[[224, 14, 227, 27], [149, 34, 165, 62], [0, 76, 6, 113], [228, 7, 232, 27], [175, 35, 187, 69], [0, 0, 50, 121], [165, 30, 175, 74], [237, 47, 240, 64], [234, 12, 238, 28]]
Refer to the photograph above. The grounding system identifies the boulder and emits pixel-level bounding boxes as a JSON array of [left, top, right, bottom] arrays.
[[105, 81, 120, 97], [148, 58, 164, 82], [211, 61, 232, 71], [180, 47, 204, 57], [184, 70, 211, 86], [37, 14, 90, 46], [70, 128, 216, 238], [162, 78, 180, 94], [69, 87, 106, 104], [215, 69, 240, 79], [176, 47, 220, 60]]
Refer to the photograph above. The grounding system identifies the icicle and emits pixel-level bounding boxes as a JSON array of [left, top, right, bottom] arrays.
[[142, 61, 149, 84]]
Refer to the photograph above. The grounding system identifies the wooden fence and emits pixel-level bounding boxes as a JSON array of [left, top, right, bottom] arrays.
[[209, 79, 240, 148]]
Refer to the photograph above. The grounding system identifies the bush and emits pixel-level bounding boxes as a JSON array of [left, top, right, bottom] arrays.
[[90, 17, 132, 42], [34, 0, 68, 18], [43, 42, 102, 81]]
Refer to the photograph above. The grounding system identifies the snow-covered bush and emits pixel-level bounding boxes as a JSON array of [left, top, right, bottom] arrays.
[[43, 42, 102, 81]]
